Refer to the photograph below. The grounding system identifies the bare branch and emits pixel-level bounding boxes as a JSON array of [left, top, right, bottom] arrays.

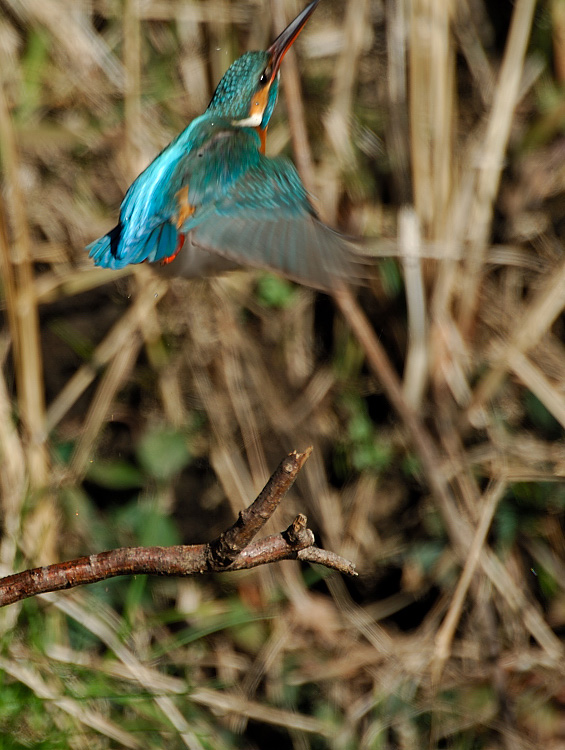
[[0, 448, 355, 608]]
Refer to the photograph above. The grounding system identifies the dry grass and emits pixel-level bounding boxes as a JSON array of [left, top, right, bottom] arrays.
[[0, 0, 564, 748]]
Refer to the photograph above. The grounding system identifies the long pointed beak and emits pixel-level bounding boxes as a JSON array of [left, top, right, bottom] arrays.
[[267, 0, 321, 77]]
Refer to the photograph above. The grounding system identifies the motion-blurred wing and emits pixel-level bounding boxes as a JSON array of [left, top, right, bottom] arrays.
[[174, 135, 361, 290]]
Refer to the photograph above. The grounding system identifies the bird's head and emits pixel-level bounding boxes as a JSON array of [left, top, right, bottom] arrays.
[[206, 0, 320, 131]]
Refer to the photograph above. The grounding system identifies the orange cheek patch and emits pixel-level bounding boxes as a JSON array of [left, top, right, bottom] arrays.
[[248, 85, 270, 122], [175, 185, 195, 229]]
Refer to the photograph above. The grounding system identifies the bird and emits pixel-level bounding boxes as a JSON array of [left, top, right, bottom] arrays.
[[87, 0, 360, 292]]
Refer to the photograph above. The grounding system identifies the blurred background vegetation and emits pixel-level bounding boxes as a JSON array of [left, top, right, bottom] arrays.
[[0, 0, 564, 747]]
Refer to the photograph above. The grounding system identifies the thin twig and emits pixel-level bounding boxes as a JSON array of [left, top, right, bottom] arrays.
[[431, 479, 507, 684], [211, 447, 312, 563]]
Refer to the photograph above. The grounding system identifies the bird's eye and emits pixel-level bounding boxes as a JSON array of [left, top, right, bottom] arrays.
[[259, 65, 272, 86]]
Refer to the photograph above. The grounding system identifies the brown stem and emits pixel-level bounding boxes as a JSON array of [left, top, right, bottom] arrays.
[[333, 285, 467, 549]]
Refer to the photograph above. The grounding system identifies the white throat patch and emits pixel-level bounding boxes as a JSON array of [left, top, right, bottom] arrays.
[[231, 112, 263, 128]]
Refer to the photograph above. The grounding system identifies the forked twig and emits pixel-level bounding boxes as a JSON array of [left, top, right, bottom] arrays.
[[0, 448, 356, 608]]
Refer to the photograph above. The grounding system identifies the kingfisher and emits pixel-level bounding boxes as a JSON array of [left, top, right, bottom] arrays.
[[87, 0, 359, 291]]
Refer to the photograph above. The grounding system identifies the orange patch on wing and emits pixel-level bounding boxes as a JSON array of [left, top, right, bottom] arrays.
[[175, 185, 195, 230], [159, 186, 194, 266]]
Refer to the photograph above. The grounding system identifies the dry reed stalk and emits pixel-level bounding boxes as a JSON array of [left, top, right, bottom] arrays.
[[453, 0, 494, 106], [213, 294, 270, 488], [45, 642, 186, 694], [45, 275, 168, 431], [432, 479, 507, 684], [467, 256, 565, 425], [320, 0, 370, 223], [210, 444, 258, 519], [551, 0, 565, 82], [458, 0, 536, 334], [0, 187, 19, 375], [0, 365, 26, 633], [507, 348, 565, 430], [0, 80, 47, 484], [190, 686, 331, 736], [4, 0, 125, 87], [270, 0, 316, 195], [0, 67, 60, 566], [407, 0, 461, 420], [69, 330, 142, 478], [34, 267, 132, 304], [385, 0, 410, 201], [123, 1, 183, 429], [399, 207, 428, 408], [176, 0, 211, 112], [0, 367, 25, 558], [209, 0, 232, 85], [409, 0, 454, 234], [124, 0, 143, 178]]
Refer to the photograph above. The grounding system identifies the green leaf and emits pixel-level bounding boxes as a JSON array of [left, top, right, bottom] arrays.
[[352, 439, 392, 472], [348, 410, 373, 443], [86, 460, 144, 490], [136, 426, 191, 481], [495, 500, 519, 550], [524, 391, 561, 435], [137, 507, 180, 548], [408, 541, 445, 574], [378, 258, 403, 298], [112, 497, 181, 547], [255, 273, 296, 308]]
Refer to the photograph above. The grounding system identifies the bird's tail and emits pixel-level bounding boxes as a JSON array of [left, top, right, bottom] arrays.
[[87, 221, 179, 269], [86, 224, 124, 269], [86, 235, 113, 266]]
